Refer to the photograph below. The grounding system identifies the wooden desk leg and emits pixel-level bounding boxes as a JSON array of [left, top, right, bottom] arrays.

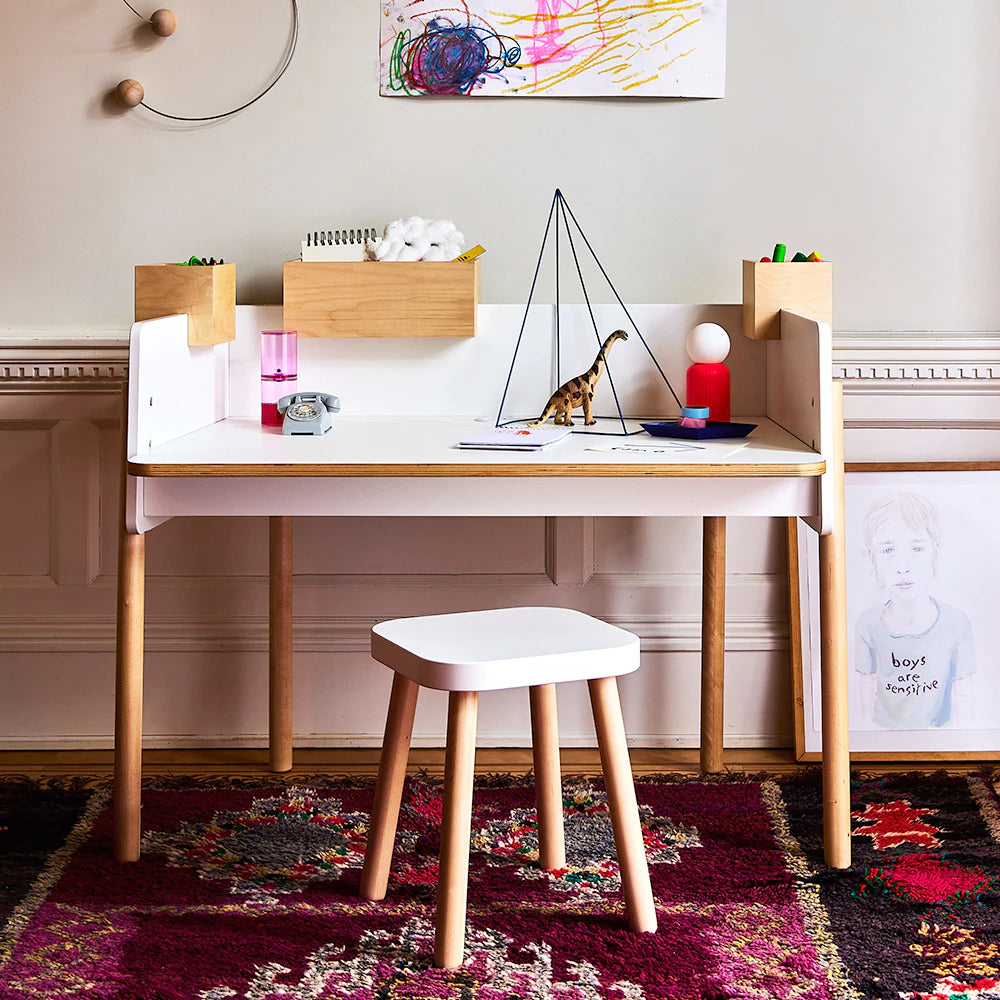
[[700, 516, 726, 773], [819, 381, 851, 868], [114, 526, 145, 862], [269, 516, 294, 773]]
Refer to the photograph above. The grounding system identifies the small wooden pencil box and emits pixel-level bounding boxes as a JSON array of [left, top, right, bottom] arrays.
[[282, 259, 481, 338], [742, 259, 832, 341], [135, 263, 236, 347]]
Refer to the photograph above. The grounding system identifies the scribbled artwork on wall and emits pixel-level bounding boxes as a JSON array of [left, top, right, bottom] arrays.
[[379, 1, 726, 98]]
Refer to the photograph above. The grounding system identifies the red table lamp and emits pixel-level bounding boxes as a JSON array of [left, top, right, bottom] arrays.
[[685, 323, 731, 423]]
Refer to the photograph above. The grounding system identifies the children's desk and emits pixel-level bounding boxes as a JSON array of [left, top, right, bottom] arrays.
[[115, 304, 850, 868]]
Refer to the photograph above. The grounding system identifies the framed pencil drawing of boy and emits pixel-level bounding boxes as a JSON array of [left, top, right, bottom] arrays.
[[792, 466, 1000, 760]]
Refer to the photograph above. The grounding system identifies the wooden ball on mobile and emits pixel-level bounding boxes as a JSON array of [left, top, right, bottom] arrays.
[[149, 8, 177, 36], [115, 78, 145, 107], [110, 0, 297, 121]]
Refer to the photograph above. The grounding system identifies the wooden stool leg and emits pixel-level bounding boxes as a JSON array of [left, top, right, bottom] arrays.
[[819, 381, 851, 869], [435, 690, 479, 969], [114, 527, 145, 862], [269, 516, 293, 773], [700, 515, 726, 773], [361, 673, 420, 900], [589, 676, 657, 934], [529, 683, 566, 871]]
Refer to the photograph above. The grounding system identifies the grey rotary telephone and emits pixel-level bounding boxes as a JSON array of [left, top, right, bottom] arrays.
[[277, 392, 341, 435]]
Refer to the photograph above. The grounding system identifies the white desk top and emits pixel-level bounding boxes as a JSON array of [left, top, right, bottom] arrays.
[[128, 415, 823, 478]]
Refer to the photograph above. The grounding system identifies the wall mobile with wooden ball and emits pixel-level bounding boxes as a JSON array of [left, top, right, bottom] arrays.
[[113, 0, 299, 122]]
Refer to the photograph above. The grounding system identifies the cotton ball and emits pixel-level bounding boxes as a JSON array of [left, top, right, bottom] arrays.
[[686, 323, 731, 364], [374, 235, 404, 261], [399, 218, 427, 246], [427, 219, 462, 246], [428, 221, 465, 260], [373, 219, 410, 261], [410, 237, 432, 258], [373, 216, 466, 261]]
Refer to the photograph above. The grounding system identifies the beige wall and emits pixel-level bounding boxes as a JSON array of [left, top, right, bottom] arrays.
[[2, 3, 999, 751], [2, 1, 999, 333]]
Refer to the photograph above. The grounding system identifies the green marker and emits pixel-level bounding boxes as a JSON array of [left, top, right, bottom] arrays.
[[772, 243, 787, 263], [791, 251, 809, 262]]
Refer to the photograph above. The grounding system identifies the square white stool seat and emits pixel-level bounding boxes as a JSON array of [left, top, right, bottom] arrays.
[[361, 606, 657, 969], [371, 606, 640, 691]]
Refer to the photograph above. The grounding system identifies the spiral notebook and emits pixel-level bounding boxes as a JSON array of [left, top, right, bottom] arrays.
[[300, 227, 381, 262]]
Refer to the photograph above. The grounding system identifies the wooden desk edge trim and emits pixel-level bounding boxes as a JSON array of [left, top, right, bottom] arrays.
[[846, 462, 1000, 473], [126, 461, 827, 478]]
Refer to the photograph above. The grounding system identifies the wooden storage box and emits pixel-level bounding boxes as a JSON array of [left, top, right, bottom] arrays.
[[742, 259, 832, 341], [282, 259, 480, 338], [135, 263, 236, 347]]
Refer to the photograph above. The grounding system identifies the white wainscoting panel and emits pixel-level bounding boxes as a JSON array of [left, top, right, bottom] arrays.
[[0, 425, 53, 577]]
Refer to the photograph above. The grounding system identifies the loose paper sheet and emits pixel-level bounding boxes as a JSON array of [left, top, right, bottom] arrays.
[[380, 1, 726, 98]]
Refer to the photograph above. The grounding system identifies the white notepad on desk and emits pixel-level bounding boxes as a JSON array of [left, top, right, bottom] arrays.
[[457, 425, 572, 451]]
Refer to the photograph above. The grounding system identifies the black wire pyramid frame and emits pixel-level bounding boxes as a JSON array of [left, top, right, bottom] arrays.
[[495, 189, 682, 435]]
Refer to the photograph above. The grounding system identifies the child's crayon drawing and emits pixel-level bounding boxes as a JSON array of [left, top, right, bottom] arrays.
[[379, 1, 726, 98]]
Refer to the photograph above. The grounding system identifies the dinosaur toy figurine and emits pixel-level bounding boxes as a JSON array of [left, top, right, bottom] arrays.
[[529, 329, 629, 426]]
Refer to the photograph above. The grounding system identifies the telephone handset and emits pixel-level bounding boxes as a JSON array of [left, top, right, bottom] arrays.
[[277, 392, 341, 435]]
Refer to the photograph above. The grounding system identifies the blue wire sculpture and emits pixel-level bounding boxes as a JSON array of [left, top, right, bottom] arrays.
[[495, 189, 682, 435]]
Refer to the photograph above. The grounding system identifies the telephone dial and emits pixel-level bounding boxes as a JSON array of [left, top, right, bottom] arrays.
[[277, 392, 341, 435]]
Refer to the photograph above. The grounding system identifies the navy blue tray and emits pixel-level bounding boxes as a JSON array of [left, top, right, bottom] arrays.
[[640, 420, 757, 440]]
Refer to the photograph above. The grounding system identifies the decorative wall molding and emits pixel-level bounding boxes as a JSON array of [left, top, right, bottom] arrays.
[[0, 362, 128, 383], [0, 613, 787, 654], [0, 731, 785, 751], [4, 328, 999, 387], [833, 332, 1000, 386], [830, 333, 1000, 436], [545, 516, 595, 585], [49, 420, 102, 585], [0, 336, 128, 388]]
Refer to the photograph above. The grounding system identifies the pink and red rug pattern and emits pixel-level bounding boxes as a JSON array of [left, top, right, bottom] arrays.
[[2, 772, 1000, 998]]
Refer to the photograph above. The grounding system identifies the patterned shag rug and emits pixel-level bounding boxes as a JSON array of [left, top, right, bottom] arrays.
[[2, 771, 1000, 999]]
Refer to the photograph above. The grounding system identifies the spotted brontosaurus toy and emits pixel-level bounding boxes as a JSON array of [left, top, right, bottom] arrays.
[[529, 330, 628, 426]]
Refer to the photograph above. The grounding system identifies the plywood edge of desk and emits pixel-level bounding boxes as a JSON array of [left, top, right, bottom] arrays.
[[126, 460, 827, 478]]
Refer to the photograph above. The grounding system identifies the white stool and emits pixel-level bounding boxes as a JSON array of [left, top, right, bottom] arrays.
[[359, 606, 657, 969]]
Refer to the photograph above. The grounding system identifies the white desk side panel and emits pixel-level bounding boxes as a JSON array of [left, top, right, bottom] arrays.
[[552, 304, 763, 419], [228, 304, 764, 419], [230, 304, 557, 419], [126, 314, 229, 534], [767, 311, 833, 535]]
